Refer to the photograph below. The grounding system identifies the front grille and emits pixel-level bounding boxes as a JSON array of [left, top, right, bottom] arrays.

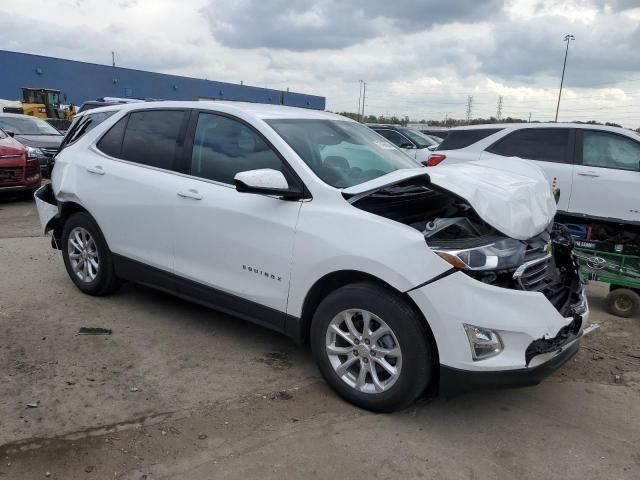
[[41, 148, 58, 158], [0, 167, 23, 184], [514, 253, 554, 293]]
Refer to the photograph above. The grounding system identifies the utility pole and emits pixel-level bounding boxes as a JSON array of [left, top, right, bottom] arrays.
[[111, 51, 116, 67], [496, 96, 503, 121], [357, 80, 363, 122], [528, 112, 532, 122], [465, 96, 473, 124], [361, 82, 367, 121], [555, 34, 575, 122]]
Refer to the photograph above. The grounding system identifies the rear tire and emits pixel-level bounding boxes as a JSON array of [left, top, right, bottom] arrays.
[[606, 288, 639, 318], [61, 212, 118, 296], [310, 282, 434, 412]]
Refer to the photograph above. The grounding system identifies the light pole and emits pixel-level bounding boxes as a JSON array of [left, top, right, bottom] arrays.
[[357, 80, 363, 122], [555, 34, 575, 122]]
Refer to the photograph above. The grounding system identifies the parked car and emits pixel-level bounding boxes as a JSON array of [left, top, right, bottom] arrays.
[[0, 128, 41, 197], [367, 124, 439, 163], [35, 102, 589, 412], [44, 118, 72, 133], [419, 128, 449, 140], [0, 113, 63, 177], [427, 123, 640, 226]]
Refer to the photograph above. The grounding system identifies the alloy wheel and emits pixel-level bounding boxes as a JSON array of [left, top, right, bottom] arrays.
[[325, 309, 402, 394], [67, 226, 100, 283]]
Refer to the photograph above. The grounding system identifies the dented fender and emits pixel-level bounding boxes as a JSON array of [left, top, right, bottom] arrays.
[[34, 184, 60, 235]]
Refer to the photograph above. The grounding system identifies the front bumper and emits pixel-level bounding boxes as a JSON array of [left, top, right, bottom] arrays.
[[408, 268, 591, 392], [440, 336, 580, 396]]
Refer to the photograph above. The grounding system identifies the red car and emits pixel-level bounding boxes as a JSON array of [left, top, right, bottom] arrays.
[[0, 128, 41, 197]]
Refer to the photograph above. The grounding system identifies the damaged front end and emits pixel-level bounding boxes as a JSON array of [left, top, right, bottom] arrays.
[[347, 172, 589, 366]]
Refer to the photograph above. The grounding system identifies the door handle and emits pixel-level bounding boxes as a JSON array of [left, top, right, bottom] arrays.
[[177, 189, 203, 200], [577, 172, 600, 177], [86, 165, 105, 175]]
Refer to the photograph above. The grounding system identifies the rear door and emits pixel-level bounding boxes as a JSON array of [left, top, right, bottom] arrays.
[[172, 111, 303, 328], [569, 129, 640, 222], [79, 109, 189, 271], [482, 128, 574, 212]]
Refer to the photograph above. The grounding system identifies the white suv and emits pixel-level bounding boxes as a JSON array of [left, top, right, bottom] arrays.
[[428, 123, 640, 226], [36, 102, 589, 412]]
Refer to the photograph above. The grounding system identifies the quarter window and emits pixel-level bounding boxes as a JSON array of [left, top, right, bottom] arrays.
[[486, 128, 570, 163], [582, 131, 640, 171], [120, 111, 186, 170], [190, 113, 283, 184]]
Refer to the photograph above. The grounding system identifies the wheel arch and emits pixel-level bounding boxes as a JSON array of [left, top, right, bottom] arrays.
[[292, 269, 439, 362], [50, 201, 91, 249]]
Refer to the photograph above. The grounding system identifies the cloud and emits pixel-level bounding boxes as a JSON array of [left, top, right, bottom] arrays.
[[203, 0, 503, 50]]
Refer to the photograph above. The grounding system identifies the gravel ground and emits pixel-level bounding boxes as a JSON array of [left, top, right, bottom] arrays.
[[0, 193, 638, 480]]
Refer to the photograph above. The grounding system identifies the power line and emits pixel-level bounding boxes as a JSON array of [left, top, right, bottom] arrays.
[[496, 95, 504, 121]]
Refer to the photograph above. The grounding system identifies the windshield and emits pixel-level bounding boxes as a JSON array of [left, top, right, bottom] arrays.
[[0, 116, 62, 136], [268, 119, 419, 188], [401, 128, 438, 148]]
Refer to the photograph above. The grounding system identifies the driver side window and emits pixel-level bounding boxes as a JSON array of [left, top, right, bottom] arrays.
[[582, 131, 640, 171], [190, 113, 283, 184]]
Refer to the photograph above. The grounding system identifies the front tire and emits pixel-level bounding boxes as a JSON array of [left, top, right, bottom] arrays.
[[310, 282, 434, 412], [61, 212, 118, 296]]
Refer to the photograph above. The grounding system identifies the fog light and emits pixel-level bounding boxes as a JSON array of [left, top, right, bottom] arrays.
[[463, 324, 503, 360]]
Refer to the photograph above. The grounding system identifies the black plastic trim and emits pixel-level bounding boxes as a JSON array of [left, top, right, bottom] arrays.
[[439, 339, 580, 397], [406, 268, 456, 293], [112, 254, 295, 334]]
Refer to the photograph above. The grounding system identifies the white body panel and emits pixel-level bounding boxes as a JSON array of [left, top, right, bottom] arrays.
[[570, 163, 640, 222], [40, 101, 589, 378], [171, 176, 301, 312]]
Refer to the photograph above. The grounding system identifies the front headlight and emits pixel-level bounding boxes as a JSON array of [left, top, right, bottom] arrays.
[[26, 146, 44, 159], [433, 238, 526, 271]]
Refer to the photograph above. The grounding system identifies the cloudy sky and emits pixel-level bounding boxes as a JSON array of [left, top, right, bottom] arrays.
[[2, 0, 640, 127]]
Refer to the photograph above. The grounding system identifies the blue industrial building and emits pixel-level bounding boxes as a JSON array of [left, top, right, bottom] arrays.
[[0, 50, 325, 110]]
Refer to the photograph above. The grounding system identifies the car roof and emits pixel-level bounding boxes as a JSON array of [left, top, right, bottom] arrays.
[[85, 101, 345, 122], [449, 122, 634, 135], [367, 124, 408, 130]]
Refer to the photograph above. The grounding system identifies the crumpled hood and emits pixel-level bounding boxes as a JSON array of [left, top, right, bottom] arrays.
[[343, 158, 556, 240], [427, 158, 557, 240]]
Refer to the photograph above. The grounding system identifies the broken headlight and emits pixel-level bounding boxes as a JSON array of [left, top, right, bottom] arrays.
[[433, 238, 526, 271]]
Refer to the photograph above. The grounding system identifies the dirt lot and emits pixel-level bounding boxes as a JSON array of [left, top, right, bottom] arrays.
[[1, 194, 639, 480]]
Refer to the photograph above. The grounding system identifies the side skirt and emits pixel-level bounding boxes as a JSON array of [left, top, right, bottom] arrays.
[[112, 254, 297, 335]]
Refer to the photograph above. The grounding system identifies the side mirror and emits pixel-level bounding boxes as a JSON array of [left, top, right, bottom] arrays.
[[399, 142, 414, 149], [234, 169, 302, 200], [5, 130, 15, 138]]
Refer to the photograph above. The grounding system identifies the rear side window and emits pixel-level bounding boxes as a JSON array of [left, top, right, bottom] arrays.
[[96, 116, 128, 158], [437, 128, 502, 150], [120, 110, 186, 170], [486, 128, 570, 163]]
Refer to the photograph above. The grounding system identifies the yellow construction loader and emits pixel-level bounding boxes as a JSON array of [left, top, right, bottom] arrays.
[[2, 87, 75, 120]]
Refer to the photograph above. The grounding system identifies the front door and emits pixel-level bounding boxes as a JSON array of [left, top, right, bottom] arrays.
[[172, 112, 302, 328], [569, 129, 640, 223]]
